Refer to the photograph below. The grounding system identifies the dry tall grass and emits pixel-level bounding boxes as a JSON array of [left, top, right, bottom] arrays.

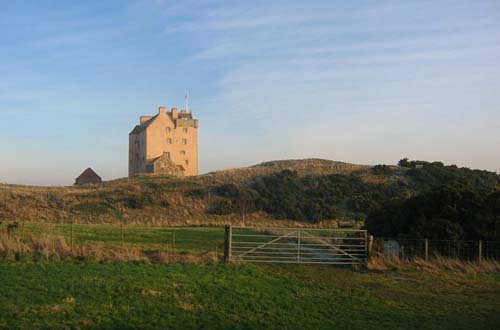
[[368, 255, 500, 274], [3, 232, 500, 272], [0, 233, 218, 264], [0, 159, 372, 226]]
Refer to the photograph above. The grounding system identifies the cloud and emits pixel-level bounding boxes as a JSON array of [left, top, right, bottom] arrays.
[[187, 3, 500, 174], [3, 0, 500, 185]]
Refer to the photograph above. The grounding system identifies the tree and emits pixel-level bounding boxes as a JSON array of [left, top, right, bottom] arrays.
[[398, 158, 411, 167], [236, 188, 258, 221]]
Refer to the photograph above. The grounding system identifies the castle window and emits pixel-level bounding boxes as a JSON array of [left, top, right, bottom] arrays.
[[180, 150, 186, 156], [167, 138, 172, 144], [165, 152, 170, 158], [183, 128, 188, 133], [185, 160, 189, 165], [166, 127, 171, 133], [182, 139, 187, 145]]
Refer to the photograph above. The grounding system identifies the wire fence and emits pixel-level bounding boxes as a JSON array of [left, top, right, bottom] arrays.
[[2, 222, 500, 263], [0, 222, 226, 258], [373, 238, 500, 261]]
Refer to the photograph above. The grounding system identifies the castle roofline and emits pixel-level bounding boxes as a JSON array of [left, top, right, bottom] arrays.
[[130, 107, 198, 135], [129, 114, 158, 135]]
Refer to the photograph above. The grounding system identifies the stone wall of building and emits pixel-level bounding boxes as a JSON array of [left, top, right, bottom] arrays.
[[129, 105, 199, 177]]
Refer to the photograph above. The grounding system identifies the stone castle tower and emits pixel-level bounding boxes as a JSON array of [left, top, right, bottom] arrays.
[[129, 106, 199, 177]]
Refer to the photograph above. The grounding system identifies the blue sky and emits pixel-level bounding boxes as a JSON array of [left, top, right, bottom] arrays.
[[1, 0, 499, 185]]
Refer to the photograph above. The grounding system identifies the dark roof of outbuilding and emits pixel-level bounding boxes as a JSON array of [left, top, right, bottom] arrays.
[[75, 168, 102, 182]]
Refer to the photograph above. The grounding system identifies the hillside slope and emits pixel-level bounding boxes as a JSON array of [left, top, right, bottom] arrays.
[[0, 159, 497, 228], [205, 159, 370, 183], [0, 159, 367, 226]]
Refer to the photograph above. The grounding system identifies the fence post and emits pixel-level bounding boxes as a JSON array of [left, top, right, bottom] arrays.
[[21, 219, 25, 242], [424, 239, 429, 261], [367, 235, 374, 259], [172, 229, 176, 255], [224, 225, 232, 263], [478, 240, 483, 261], [70, 221, 74, 251], [120, 222, 124, 248], [297, 230, 301, 262]]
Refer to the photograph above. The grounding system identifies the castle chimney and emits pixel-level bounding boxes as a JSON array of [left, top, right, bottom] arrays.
[[140, 116, 152, 124], [158, 106, 166, 114], [171, 107, 178, 119]]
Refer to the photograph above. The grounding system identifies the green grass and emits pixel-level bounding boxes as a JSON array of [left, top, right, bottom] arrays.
[[15, 223, 225, 254], [1, 261, 499, 330]]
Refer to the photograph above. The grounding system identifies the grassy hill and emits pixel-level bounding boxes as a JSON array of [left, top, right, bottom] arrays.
[[0, 159, 369, 226], [206, 158, 370, 183], [0, 158, 498, 229]]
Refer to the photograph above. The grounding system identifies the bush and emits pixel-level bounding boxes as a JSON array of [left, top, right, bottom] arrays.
[[71, 202, 110, 215], [121, 195, 151, 209], [213, 184, 239, 198], [372, 165, 392, 175], [159, 199, 170, 208], [398, 158, 411, 167], [185, 189, 207, 199], [365, 184, 500, 240], [207, 199, 235, 215]]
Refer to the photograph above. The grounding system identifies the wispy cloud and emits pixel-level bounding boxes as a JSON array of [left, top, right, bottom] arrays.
[[2, 0, 500, 185], [165, 1, 500, 172]]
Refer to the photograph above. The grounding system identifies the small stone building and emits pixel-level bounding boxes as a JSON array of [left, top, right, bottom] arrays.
[[75, 168, 102, 185], [147, 152, 186, 177]]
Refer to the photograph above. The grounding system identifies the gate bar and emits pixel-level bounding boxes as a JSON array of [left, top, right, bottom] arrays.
[[301, 231, 363, 263], [238, 230, 298, 257]]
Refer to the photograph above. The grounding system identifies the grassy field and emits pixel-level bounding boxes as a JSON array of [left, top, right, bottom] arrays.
[[4, 222, 225, 255], [2, 223, 367, 264], [1, 261, 499, 330], [2, 224, 500, 329]]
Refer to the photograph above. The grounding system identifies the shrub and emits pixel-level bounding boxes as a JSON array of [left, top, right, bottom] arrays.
[[71, 202, 110, 215], [207, 200, 235, 215], [365, 184, 500, 240], [159, 200, 170, 208], [372, 165, 392, 175], [185, 189, 207, 199], [121, 195, 151, 209], [213, 184, 239, 198]]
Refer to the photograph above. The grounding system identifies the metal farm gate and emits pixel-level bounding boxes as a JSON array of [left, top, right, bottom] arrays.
[[224, 226, 367, 265]]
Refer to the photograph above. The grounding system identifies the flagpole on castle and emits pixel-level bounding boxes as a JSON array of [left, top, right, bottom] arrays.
[[185, 91, 190, 113]]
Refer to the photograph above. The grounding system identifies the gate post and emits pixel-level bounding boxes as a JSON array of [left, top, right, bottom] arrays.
[[367, 234, 374, 260], [424, 239, 429, 261], [224, 225, 232, 263], [478, 240, 483, 261]]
